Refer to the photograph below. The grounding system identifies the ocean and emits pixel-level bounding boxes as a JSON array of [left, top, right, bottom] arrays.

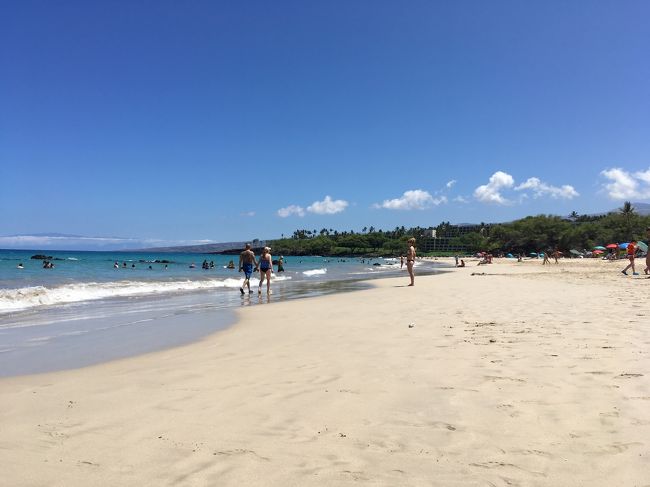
[[0, 249, 445, 376]]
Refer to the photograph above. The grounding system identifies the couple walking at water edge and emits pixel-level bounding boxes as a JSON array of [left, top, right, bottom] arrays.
[[239, 243, 273, 295]]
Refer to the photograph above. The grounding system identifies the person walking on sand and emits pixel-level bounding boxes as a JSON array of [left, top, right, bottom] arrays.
[[258, 247, 273, 295], [621, 240, 638, 276], [406, 237, 416, 286], [239, 243, 258, 294], [552, 248, 561, 264]]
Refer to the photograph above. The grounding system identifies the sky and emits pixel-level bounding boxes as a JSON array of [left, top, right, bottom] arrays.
[[1, 1, 649, 249]]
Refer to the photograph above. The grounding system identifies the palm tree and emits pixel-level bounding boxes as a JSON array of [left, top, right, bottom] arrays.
[[620, 201, 635, 216], [620, 201, 635, 235]]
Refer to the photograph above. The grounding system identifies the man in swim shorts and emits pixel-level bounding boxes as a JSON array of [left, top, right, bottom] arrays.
[[239, 243, 258, 294]]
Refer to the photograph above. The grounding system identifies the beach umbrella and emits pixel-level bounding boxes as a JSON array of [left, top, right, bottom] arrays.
[[570, 249, 581, 256], [593, 249, 604, 254], [506, 253, 514, 258], [594, 246, 606, 250], [619, 242, 629, 249], [606, 243, 618, 249], [529, 252, 537, 256], [637, 241, 648, 252]]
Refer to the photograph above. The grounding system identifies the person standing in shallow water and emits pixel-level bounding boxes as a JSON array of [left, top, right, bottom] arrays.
[[406, 237, 416, 286], [239, 243, 258, 295]]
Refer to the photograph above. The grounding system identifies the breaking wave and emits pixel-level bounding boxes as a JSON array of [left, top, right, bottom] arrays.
[[0, 276, 292, 313], [302, 268, 327, 277]]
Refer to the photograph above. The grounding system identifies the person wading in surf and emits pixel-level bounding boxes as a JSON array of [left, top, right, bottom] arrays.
[[239, 243, 258, 294]]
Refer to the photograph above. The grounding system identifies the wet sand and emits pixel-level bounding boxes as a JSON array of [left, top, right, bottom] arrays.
[[1, 258, 648, 486]]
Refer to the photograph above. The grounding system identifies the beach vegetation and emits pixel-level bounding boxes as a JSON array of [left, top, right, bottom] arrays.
[[271, 210, 650, 257]]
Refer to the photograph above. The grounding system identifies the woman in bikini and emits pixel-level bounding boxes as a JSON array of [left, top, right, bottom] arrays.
[[258, 247, 273, 294], [406, 237, 416, 286]]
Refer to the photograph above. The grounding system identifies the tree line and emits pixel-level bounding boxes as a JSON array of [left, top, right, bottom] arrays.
[[269, 202, 650, 256]]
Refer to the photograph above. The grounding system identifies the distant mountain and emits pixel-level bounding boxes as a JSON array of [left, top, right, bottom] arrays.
[[135, 241, 268, 254], [0, 234, 242, 252], [0, 233, 145, 251], [562, 202, 650, 220], [629, 202, 650, 215]]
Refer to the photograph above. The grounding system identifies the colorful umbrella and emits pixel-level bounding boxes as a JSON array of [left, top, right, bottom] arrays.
[[593, 249, 604, 254], [529, 252, 538, 256], [606, 243, 618, 249], [594, 246, 606, 250], [619, 242, 629, 249], [570, 249, 581, 256], [637, 241, 649, 252]]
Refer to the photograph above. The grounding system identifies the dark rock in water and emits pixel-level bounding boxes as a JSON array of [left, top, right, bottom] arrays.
[[31, 255, 53, 260]]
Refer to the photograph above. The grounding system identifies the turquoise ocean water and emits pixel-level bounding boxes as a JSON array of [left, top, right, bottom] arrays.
[[0, 249, 444, 376]]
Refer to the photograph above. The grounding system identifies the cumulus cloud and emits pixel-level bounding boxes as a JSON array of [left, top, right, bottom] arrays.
[[277, 205, 305, 218], [601, 167, 650, 200], [446, 179, 457, 189], [374, 190, 447, 210], [307, 196, 349, 215], [473, 171, 515, 204], [514, 177, 579, 199]]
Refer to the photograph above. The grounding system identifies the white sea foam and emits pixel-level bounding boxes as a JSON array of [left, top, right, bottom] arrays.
[[0, 276, 290, 314], [302, 268, 327, 277]]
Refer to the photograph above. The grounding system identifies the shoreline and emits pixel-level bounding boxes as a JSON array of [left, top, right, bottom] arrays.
[[1, 259, 648, 485], [0, 261, 447, 377]]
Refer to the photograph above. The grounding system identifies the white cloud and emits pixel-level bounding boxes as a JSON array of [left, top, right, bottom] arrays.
[[446, 179, 457, 189], [601, 167, 650, 199], [473, 171, 514, 204], [277, 205, 305, 218], [635, 168, 650, 184], [453, 195, 468, 203], [515, 177, 579, 199], [374, 189, 447, 210], [307, 196, 349, 215]]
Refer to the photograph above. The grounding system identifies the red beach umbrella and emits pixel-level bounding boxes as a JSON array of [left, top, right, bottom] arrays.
[[593, 249, 604, 254], [606, 243, 618, 249]]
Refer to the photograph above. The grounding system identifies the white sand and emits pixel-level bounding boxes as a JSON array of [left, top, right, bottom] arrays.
[[1, 258, 648, 486]]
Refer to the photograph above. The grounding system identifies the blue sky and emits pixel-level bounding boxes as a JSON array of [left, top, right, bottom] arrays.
[[2, 1, 649, 249]]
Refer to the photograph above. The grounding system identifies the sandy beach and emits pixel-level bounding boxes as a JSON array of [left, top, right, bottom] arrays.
[[1, 258, 648, 486]]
